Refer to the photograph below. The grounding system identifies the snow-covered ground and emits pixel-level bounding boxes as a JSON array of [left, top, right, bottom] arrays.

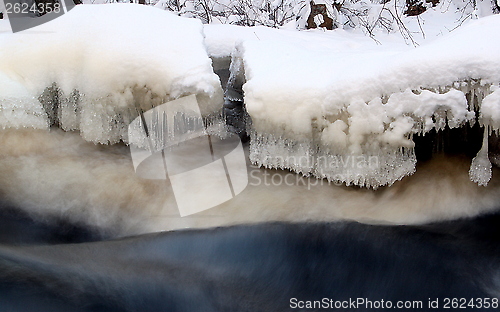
[[0, 3, 499, 234]]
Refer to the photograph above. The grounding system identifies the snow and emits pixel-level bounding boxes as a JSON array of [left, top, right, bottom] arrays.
[[0, 4, 223, 144], [0, 2, 499, 233], [482, 86, 500, 130], [225, 14, 500, 187], [0, 3, 499, 188], [238, 15, 500, 137]]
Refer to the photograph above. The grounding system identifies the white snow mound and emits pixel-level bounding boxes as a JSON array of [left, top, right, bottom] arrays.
[[230, 15, 500, 188], [0, 4, 223, 144]]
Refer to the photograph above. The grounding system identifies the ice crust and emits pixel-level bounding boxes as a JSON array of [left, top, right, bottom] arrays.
[[0, 4, 223, 144]]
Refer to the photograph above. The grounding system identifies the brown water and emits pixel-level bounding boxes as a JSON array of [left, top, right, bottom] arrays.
[[0, 128, 499, 236]]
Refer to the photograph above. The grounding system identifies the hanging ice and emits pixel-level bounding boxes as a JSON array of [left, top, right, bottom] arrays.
[[128, 95, 248, 217], [227, 14, 500, 188], [128, 95, 208, 153], [469, 127, 492, 186]]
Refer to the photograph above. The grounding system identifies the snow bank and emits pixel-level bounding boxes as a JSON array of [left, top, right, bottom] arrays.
[[0, 4, 223, 144], [230, 15, 500, 188]]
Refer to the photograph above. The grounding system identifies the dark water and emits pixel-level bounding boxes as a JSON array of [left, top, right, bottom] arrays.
[[0, 206, 106, 246], [0, 203, 499, 311]]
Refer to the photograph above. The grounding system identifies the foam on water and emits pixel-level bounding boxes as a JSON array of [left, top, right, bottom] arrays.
[[1, 129, 500, 236]]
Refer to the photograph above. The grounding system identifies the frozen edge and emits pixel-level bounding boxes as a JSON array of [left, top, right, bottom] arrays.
[[244, 81, 500, 188]]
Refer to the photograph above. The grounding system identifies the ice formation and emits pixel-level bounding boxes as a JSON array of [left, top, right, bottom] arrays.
[[226, 15, 500, 188], [0, 4, 223, 144], [0, 3, 499, 189], [0, 72, 48, 130]]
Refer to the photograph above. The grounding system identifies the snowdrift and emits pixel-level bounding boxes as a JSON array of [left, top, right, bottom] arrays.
[[225, 15, 500, 188], [0, 4, 223, 144]]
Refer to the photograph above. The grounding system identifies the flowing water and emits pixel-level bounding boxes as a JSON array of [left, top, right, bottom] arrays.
[[0, 128, 499, 237]]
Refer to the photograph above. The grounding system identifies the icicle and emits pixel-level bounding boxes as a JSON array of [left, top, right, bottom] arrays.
[[59, 90, 81, 131], [248, 130, 416, 189], [469, 126, 492, 186]]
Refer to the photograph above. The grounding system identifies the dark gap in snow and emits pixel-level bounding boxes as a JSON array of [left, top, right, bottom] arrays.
[[39, 83, 60, 127], [212, 56, 249, 141], [413, 123, 484, 162], [490, 133, 500, 167]]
